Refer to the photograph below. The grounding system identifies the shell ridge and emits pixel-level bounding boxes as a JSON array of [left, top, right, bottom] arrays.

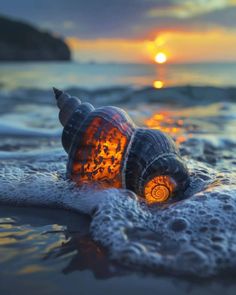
[[94, 106, 136, 133], [121, 129, 137, 188], [138, 153, 178, 191]]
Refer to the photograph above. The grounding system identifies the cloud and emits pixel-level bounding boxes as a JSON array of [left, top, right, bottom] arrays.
[[0, 0, 236, 39], [195, 6, 236, 28], [147, 0, 228, 18]]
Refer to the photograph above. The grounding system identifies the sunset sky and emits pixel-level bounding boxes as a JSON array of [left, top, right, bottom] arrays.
[[1, 0, 236, 63]]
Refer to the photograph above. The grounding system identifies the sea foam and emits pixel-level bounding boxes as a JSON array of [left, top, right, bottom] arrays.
[[0, 146, 236, 278]]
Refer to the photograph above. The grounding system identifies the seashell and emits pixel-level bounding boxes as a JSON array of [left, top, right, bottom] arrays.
[[53, 87, 189, 204]]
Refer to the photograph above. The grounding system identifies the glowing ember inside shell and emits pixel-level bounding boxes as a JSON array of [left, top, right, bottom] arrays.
[[144, 175, 176, 203], [68, 107, 135, 189]]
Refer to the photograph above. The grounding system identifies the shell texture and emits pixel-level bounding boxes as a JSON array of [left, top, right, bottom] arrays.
[[54, 88, 189, 203], [125, 128, 189, 200]]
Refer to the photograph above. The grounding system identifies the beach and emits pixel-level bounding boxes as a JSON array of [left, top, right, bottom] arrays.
[[0, 61, 236, 294]]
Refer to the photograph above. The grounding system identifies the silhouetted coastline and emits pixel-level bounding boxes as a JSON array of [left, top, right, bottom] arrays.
[[0, 15, 71, 61]]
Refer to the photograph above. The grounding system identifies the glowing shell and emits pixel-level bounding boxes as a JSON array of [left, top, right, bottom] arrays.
[[54, 88, 189, 203], [144, 176, 176, 204], [68, 106, 135, 189]]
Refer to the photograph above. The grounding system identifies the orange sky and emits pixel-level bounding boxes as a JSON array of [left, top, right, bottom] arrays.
[[67, 29, 236, 64]]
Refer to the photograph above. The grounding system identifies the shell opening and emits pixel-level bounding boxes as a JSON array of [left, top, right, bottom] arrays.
[[144, 175, 176, 204]]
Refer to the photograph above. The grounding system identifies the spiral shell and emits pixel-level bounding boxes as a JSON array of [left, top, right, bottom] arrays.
[[54, 88, 189, 203]]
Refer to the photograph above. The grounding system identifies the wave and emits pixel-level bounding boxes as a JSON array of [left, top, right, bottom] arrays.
[[1, 85, 236, 110]]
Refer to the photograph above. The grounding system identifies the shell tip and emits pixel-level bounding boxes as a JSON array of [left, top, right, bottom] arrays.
[[53, 87, 63, 100]]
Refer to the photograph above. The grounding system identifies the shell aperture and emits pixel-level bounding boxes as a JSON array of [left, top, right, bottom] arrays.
[[144, 175, 176, 203], [54, 88, 189, 203]]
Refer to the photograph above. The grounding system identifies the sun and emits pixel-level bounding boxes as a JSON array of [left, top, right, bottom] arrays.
[[155, 52, 167, 64], [153, 80, 164, 89]]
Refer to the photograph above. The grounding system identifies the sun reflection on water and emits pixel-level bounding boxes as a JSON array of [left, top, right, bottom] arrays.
[[145, 111, 188, 145]]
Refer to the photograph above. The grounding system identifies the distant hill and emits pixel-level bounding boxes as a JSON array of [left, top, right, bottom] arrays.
[[0, 15, 71, 61]]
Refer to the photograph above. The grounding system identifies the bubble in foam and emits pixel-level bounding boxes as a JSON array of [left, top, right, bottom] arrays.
[[169, 218, 188, 232]]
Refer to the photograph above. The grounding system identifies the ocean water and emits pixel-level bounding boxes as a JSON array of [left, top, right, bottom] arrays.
[[0, 61, 236, 90], [0, 62, 236, 294]]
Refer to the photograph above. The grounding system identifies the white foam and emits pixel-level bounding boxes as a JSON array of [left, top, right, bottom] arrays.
[[0, 151, 236, 277]]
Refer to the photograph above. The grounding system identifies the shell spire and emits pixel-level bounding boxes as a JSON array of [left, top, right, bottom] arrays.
[[53, 87, 82, 126], [54, 88, 190, 203], [53, 87, 63, 100], [53, 87, 95, 152]]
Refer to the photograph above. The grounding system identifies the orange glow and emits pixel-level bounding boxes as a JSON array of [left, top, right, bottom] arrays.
[[153, 80, 164, 89], [144, 175, 176, 204], [66, 37, 150, 63], [145, 112, 187, 145], [150, 30, 236, 63], [67, 30, 236, 64], [154, 52, 167, 64], [71, 116, 129, 188]]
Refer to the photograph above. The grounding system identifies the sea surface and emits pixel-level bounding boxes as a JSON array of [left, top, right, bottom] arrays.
[[0, 62, 236, 294], [1, 61, 236, 90]]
